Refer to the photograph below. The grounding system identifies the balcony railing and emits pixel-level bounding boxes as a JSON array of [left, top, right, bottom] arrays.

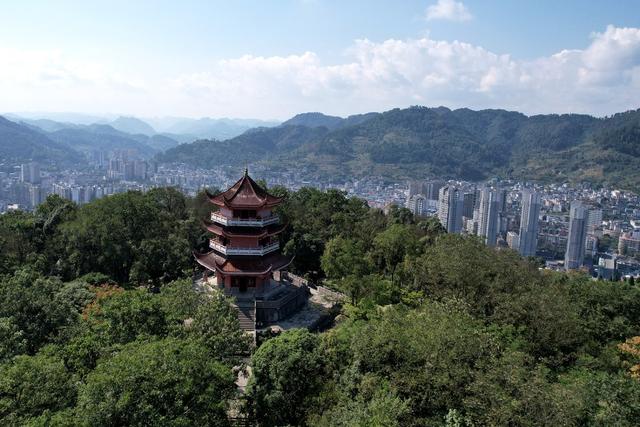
[[210, 240, 280, 256], [211, 212, 279, 227]]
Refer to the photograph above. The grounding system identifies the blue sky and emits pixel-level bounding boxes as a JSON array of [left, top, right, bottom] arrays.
[[1, 0, 639, 119]]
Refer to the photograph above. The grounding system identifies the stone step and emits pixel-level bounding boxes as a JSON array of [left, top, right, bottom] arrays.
[[235, 303, 256, 332]]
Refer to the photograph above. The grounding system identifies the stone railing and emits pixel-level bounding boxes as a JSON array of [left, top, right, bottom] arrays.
[[210, 240, 279, 256], [211, 212, 279, 227]]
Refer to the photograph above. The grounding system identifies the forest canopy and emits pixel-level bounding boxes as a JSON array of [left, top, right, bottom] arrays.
[[0, 187, 639, 425]]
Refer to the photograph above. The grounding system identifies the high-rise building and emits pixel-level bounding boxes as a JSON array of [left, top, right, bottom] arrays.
[[407, 194, 427, 217], [407, 180, 424, 199], [438, 186, 463, 233], [423, 180, 443, 201], [586, 208, 603, 232], [507, 231, 520, 251], [462, 191, 475, 219], [20, 162, 40, 184], [477, 187, 500, 247], [28, 184, 44, 209], [565, 201, 588, 270], [618, 229, 640, 256], [518, 189, 541, 257]]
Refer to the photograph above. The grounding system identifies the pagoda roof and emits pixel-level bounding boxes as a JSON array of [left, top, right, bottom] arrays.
[[203, 221, 287, 238], [208, 170, 283, 209], [194, 251, 293, 276]]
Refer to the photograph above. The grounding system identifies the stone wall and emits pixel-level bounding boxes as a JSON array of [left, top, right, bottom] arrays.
[[255, 274, 309, 325]]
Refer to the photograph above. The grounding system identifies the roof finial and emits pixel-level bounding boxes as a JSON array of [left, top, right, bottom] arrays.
[[244, 164, 248, 176]]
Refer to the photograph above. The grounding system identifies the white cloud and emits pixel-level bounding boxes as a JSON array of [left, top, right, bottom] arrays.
[[426, 0, 473, 22], [1, 26, 640, 119]]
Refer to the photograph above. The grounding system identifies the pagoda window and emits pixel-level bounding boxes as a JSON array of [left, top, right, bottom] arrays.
[[235, 209, 257, 219]]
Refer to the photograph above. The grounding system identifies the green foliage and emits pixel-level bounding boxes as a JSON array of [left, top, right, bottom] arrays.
[[281, 187, 377, 279], [0, 353, 76, 425], [76, 337, 235, 426], [0, 317, 27, 363], [0, 269, 85, 354], [2, 184, 640, 426], [89, 288, 169, 344], [186, 291, 252, 363], [322, 237, 371, 280], [247, 329, 323, 426], [371, 223, 422, 283], [59, 189, 195, 284]]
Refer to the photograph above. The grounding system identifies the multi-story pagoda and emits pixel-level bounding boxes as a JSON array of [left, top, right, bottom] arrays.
[[194, 169, 293, 294]]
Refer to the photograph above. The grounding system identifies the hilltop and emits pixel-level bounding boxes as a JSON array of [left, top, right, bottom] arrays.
[[158, 106, 640, 190]]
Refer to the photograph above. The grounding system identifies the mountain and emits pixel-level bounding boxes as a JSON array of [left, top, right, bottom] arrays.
[[150, 117, 280, 140], [108, 116, 156, 136], [282, 113, 345, 130], [5, 112, 111, 125], [155, 125, 328, 167], [158, 106, 640, 190], [144, 134, 181, 151], [16, 118, 82, 133], [282, 112, 379, 130], [47, 124, 166, 158], [0, 116, 82, 165]]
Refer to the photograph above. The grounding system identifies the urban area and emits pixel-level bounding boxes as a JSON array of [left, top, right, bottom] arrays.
[[2, 152, 639, 281]]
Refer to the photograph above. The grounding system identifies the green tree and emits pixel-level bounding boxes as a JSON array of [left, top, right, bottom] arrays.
[[89, 288, 168, 345], [247, 329, 323, 426], [77, 337, 235, 426], [0, 353, 76, 425], [371, 224, 421, 284], [0, 270, 81, 354], [387, 205, 415, 225], [186, 291, 252, 363], [321, 237, 370, 280], [0, 317, 27, 362]]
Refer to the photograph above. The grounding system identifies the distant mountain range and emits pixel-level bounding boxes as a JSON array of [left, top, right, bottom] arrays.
[[0, 113, 280, 165], [4, 113, 281, 144], [158, 107, 640, 191], [0, 116, 82, 165], [0, 116, 180, 165], [3, 107, 640, 190], [146, 117, 280, 140]]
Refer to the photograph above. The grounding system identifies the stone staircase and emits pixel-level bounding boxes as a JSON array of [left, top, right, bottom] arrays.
[[235, 300, 256, 332]]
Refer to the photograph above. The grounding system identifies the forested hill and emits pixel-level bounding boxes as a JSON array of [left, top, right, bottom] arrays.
[[1, 188, 639, 425], [0, 116, 180, 165], [158, 106, 640, 190], [0, 116, 82, 165]]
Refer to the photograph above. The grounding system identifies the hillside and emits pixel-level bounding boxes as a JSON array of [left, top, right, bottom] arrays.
[[47, 124, 177, 158], [282, 112, 380, 130], [153, 117, 280, 140], [155, 125, 329, 167], [108, 116, 156, 136], [159, 106, 640, 189], [0, 116, 82, 165]]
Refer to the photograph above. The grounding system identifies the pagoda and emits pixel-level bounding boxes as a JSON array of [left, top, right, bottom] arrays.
[[194, 169, 294, 294]]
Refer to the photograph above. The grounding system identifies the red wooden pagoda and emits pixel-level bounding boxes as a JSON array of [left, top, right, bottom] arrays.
[[194, 169, 293, 293]]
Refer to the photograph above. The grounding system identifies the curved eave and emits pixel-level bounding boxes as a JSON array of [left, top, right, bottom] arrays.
[[193, 251, 293, 276], [202, 221, 287, 238], [207, 197, 284, 210], [272, 254, 294, 271], [205, 176, 284, 209]]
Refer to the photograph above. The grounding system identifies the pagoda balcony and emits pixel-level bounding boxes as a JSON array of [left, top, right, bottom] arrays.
[[211, 211, 279, 227], [210, 239, 280, 256]]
